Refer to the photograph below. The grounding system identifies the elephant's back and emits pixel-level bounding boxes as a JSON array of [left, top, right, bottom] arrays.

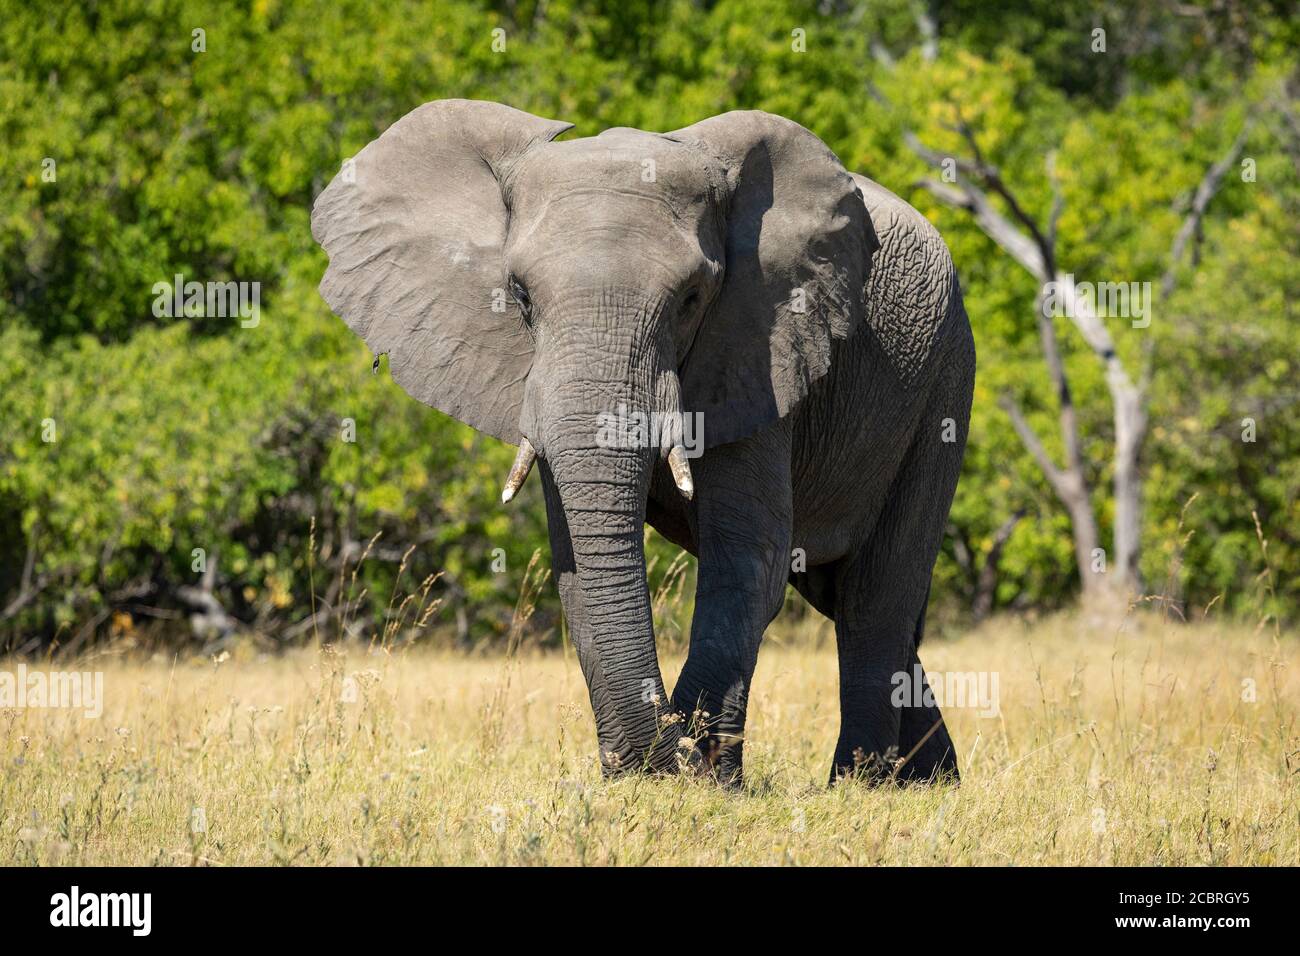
[[849, 173, 961, 391]]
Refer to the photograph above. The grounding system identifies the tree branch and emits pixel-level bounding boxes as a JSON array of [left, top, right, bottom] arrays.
[[913, 172, 1050, 277], [1160, 122, 1252, 300], [997, 393, 1069, 497]]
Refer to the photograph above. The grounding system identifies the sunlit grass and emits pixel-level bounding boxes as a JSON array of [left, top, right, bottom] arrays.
[[3, 610, 1295, 865]]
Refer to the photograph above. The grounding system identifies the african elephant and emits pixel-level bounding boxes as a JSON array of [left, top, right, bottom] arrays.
[[311, 100, 974, 787]]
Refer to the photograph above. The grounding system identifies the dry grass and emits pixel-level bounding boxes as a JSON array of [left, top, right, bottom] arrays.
[[2, 611, 1296, 865]]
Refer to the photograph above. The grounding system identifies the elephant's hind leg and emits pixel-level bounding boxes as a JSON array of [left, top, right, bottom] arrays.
[[895, 644, 961, 784], [831, 541, 960, 785], [830, 353, 970, 785]]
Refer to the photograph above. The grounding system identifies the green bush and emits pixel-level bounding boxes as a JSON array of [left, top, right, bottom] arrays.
[[1, 0, 1295, 648]]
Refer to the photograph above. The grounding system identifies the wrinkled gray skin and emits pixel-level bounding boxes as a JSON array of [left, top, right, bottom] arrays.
[[312, 100, 974, 787]]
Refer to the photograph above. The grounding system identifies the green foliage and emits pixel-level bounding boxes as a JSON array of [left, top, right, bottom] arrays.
[[1, 0, 1295, 646]]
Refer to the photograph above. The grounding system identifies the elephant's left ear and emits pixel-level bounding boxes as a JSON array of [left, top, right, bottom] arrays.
[[666, 111, 876, 448]]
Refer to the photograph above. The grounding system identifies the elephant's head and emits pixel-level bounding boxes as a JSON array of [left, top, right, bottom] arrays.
[[311, 100, 874, 768]]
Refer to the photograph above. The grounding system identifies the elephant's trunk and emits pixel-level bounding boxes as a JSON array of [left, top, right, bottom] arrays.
[[534, 337, 685, 772], [545, 422, 679, 770]]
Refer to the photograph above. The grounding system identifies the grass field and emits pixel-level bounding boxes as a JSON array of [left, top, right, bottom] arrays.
[[2, 611, 1296, 866]]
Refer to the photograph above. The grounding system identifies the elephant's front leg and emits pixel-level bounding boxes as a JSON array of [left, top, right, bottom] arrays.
[[670, 424, 793, 788]]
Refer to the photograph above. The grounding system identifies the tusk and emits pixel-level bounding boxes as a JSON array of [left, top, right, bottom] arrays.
[[501, 438, 537, 503], [667, 445, 694, 501]]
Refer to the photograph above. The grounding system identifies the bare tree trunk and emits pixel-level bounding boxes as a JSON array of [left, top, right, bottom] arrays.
[[1043, 272, 1148, 599], [905, 128, 1127, 602], [877, 18, 1256, 611], [999, 394, 1101, 594], [1112, 381, 1147, 593]]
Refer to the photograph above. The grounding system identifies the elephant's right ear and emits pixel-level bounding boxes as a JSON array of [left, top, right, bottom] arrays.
[[311, 99, 572, 444], [666, 111, 872, 449]]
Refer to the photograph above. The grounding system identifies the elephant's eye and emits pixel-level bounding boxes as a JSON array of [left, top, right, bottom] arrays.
[[680, 290, 699, 314], [508, 275, 532, 321]]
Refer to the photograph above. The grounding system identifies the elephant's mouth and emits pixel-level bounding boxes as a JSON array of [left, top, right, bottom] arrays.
[[500, 435, 694, 504]]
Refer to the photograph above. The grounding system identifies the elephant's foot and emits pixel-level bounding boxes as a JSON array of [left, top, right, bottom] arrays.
[[711, 739, 746, 791], [894, 708, 961, 786], [828, 738, 960, 788], [589, 720, 754, 792], [676, 731, 745, 790], [892, 742, 961, 787], [829, 743, 900, 787], [668, 704, 747, 789], [596, 715, 708, 779], [670, 679, 752, 791]]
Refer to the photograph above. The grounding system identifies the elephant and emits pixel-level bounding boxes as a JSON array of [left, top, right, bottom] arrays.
[[311, 99, 974, 788]]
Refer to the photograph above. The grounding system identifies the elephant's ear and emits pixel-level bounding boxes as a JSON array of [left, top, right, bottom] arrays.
[[666, 111, 875, 448], [311, 100, 573, 444]]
